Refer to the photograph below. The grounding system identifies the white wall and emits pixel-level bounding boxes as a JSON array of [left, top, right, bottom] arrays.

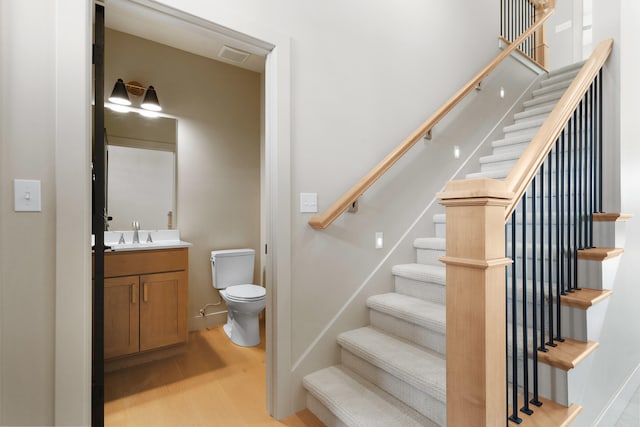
[[105, 29, 262, 330], [546, 0, 585, 70], [571, 1, 640, 425]]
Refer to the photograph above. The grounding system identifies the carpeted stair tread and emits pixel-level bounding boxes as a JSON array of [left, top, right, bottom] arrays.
[[532, 79, 572, 97], [414, 237, 446, 250], [466, 168, 511, 179], [503, 116, 546, 134], [337, 327, 446, 402], [303, 365, 438, 427], [480, 149, 525, 165], [492, 132, 537, 148], [523, 91, 564, 108], [367, 293, 446, 335], [392, 263, 446, 285], [514, 103, 555, 120]]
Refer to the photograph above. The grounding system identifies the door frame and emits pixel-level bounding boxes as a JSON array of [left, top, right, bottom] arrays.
[[55, 0, 292, 422]]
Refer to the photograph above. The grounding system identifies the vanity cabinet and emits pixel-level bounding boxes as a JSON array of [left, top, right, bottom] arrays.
[[104, 275, 139, 359], [103, 248, 188, 361]]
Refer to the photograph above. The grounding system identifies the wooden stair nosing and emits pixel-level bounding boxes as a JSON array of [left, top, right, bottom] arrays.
[[560, 288, 613, 310], [537, 338, 599, 371], [577, 247, 624, 261], [592, 212, 633, 222], [507, 396, 581, 427]]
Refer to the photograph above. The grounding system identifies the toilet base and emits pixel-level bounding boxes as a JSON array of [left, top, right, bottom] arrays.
[[223, 311, 261, 347]]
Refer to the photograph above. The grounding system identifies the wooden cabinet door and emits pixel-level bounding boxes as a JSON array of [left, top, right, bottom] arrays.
[[104, 275, 140, 359], [139, 271, 188, 351]]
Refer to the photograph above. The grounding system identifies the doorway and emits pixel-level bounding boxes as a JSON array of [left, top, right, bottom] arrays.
[[81, 0, 293, 423]]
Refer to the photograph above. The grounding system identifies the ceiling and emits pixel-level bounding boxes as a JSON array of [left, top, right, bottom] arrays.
[[103, 0, 268, 73]]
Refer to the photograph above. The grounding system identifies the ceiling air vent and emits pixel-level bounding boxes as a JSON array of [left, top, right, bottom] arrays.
[[218, 45, 251, 64]]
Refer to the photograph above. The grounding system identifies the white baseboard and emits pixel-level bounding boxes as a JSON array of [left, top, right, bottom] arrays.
[[591, 362, 640, 426]]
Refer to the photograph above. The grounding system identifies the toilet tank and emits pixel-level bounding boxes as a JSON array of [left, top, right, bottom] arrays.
[[210, 248, 255, 289]]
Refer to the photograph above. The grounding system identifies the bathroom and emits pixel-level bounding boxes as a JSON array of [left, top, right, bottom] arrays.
[[99, 4, 276, 424]]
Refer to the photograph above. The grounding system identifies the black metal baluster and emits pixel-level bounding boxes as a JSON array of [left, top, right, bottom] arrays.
[[547, 130, 565, 347], [578, 99, 584, 251], [573, 107, 579, 292], [559, 129, 566, 298], [589, 81, 595, 246], [598, 70, 603, 212], [521, 195, 533, 416], [585, 89, 591, 248], [531, 176, 542, 407], [509, 208, 522, 424], [547, 148, 556, 348], [539, 162, 547, 353]]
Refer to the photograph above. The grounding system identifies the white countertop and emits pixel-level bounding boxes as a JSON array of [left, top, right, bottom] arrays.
[[100, 229, 192, 252]]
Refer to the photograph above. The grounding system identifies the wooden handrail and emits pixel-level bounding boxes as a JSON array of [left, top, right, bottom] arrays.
[[503, 38, 613, 220], [309, 9, 555, 230]]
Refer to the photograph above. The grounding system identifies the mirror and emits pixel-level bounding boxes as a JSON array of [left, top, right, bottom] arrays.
[[105, 109, 177, 230]]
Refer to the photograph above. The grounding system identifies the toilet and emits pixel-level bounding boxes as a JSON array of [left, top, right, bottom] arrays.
[[210, 249, 266, 347]]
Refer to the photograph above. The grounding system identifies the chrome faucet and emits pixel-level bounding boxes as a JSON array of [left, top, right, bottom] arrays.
[[132, 221, 140, 244]]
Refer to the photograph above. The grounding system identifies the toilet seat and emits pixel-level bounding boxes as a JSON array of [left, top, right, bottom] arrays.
[[225, 284, 265, 301]]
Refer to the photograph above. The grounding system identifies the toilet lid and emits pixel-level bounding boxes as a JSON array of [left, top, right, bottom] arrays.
[[226, 284, 266, 300]]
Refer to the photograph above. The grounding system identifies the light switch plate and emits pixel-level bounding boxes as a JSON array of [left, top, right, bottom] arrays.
[[14, 179, 41, 212], [300, 192, 318, 213]]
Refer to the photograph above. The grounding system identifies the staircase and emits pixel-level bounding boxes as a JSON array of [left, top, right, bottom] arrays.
[[302, 61, 626, 426]]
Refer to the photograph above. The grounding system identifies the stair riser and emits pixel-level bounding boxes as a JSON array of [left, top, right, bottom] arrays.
[[507, 357, 571, 407], [593, 221, 627, 248], [306, 394, 346, 427], [341, 349, 446, 427], [394, 276, 445, 305], [541, 70, 580, 87], [514, 105, 554, 121], [369, 311, 446, 355], [434, 223, 445, 239], [532, 81, 571, 98], [562, 301, 609, 342], [416, 248, 445, 267], [524, 92, 564, 108], [504, 119, 545, 135], [578, 257, 620, 290]]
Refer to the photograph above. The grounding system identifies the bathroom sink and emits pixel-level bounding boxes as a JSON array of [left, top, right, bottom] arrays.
[[108, 240, 192, 251], [103, 229, 192, 252]]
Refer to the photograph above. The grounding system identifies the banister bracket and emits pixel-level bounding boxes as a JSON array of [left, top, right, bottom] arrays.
[[423, 129, 432, 141], [347, 199, 359, 213]]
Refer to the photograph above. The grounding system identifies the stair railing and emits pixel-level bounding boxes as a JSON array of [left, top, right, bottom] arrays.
[[308, 8, 554, 230], [501, 0, 550, 68], [505, 38, 611, 425], [438, 38, 612, 427]]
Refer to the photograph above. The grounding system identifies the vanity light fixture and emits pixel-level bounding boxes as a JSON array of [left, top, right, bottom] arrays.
[[141, 86, 162, 112], [108, 78, 131, 106], [107, 79, 162, 115]]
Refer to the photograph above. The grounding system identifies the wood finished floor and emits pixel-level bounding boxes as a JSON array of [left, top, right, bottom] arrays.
[[105, 322, 324, 427]]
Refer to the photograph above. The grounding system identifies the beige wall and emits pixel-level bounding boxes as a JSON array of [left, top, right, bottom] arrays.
[[0, 2, 58, 424], [105, 29, 262, 329]]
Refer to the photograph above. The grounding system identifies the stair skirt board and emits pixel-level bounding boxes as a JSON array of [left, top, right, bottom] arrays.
[[303, 60, 612, 426]]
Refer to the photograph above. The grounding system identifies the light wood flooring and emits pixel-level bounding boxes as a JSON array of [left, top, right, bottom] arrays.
[[105, 322, 324, 427]]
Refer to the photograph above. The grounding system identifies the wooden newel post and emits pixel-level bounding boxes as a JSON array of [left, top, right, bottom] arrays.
[[437, 178, 513, 427]]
